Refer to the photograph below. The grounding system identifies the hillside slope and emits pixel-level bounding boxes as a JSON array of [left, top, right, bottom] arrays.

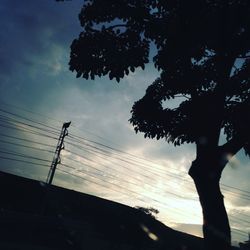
[[0, 171, 203, 250]]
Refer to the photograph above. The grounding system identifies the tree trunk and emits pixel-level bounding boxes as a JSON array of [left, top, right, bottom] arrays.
[[189, 158, 231, 250]]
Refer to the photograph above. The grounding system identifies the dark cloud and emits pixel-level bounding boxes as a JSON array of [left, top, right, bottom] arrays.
[[0, 0, 83, 106]]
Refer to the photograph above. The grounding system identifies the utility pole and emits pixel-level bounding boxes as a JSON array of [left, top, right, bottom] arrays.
[[46, 121, 71, 185]]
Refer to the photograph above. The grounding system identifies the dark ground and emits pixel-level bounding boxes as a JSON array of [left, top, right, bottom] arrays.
[[0, 170, 205, 250]]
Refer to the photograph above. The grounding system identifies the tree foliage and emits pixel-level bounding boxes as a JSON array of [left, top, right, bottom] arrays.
[[135, 206, 159, 219], [69, 0, 250, 155], [67, 1, 250, 248]]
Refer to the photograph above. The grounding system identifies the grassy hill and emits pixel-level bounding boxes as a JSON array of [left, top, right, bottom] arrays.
[[0, 171, 204, 250]]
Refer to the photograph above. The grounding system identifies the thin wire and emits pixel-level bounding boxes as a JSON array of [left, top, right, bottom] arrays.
[[0, 123, 58, 141], [0, 139, 55, 153], [231, 227, 249, 237], [0, 101, 63, 127], [65, 139, 250, 202], [63, 149, 250, 228], [65, 140, 190, 182], [68, 133, 168, 169], [0, 149, 52, 163], [0, 116, 60, 137], [58, 165, 200, 221], [223, 183, 250, 195], [57, 166, 248, 237], [0, 103, 249, 229], [0, 133, 55, 148], [61, 154, 250, 225], [1, 103, 250, 196], [68, 134, 172, 175], [56, 168, 247, 240], [0, 124, 245, 226], [223, 187, 250, 200], [67, 136, 184, 181], [230, 214, 250, 225], [60, 163, 199, 215], [0, 108, 61, 133], [0, 156, 50, 168], [0, 115, 59, 140], [68, 136, 250, 197], [1, 105, 249, 197], [62, 153, 197, 201]]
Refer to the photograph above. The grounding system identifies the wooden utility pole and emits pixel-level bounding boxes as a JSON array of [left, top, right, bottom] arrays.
[[46, 121, 71, 185]]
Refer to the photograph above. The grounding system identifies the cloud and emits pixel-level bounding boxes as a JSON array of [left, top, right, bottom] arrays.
[[0, 0, 83, 107]]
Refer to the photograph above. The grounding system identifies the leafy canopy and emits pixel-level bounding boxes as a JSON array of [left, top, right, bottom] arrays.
[[69, 0, 250, 154]]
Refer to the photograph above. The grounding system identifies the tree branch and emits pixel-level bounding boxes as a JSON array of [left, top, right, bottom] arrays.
[[88, 24, 128, 33], [225, 96, 233, 103], [201, 55, 249, 60], [232, 65, 239, 72], [105, 24, 128, 30], [174, 94, 190, 99], [236, 56, 250, 59], [220, 135, 245, 157]]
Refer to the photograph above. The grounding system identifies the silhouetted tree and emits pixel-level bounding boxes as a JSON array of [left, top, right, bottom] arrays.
[[135, 206, 159, 219], [68, 1, 250, 249]]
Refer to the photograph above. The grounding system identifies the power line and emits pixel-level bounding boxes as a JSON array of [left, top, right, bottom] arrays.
[[0, 108, 61, 133], [57, 166, 248, 238], [66, 135, 250, 197], [223, 183, 250, 195], [68, 133, 170, 171], [0, 149, 52, 163], [1, 103, 249, 194], [67, 136, 182, 180], [62, 153, 197, 201], [62, 145, 250, 229], [0, 155, 50, 168], [0, 133, 55, 148], [231, 227, 249, 237], [230, 214, 250, 226], [0, 119, 58, 138], [223, 187, 250, 201], [1, 104, 249, 198], [61, 154, 250, 225], [68, 134, 173, 175], [65, 141, 164, 182], [0, 116, 59, 138], [0, 115, 248, 227], [65, 139, 190, 182], [0, 101, 63, 127], [0, 122, 59, 141], [64, 143, 196, 201], [0, 103, 249, 235], [230, 210, 250, 220], [58, 164, 201, 221], [65, 139, 250, 202], [0, 139, 55, 153], [0, 102, 123, 154]]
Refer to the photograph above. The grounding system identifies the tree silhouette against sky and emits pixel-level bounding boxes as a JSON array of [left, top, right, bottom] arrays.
[[67, 1, 250, 249]]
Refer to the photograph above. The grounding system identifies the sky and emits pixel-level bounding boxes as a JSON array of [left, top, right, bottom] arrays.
[[0, 0, 249, 245]]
